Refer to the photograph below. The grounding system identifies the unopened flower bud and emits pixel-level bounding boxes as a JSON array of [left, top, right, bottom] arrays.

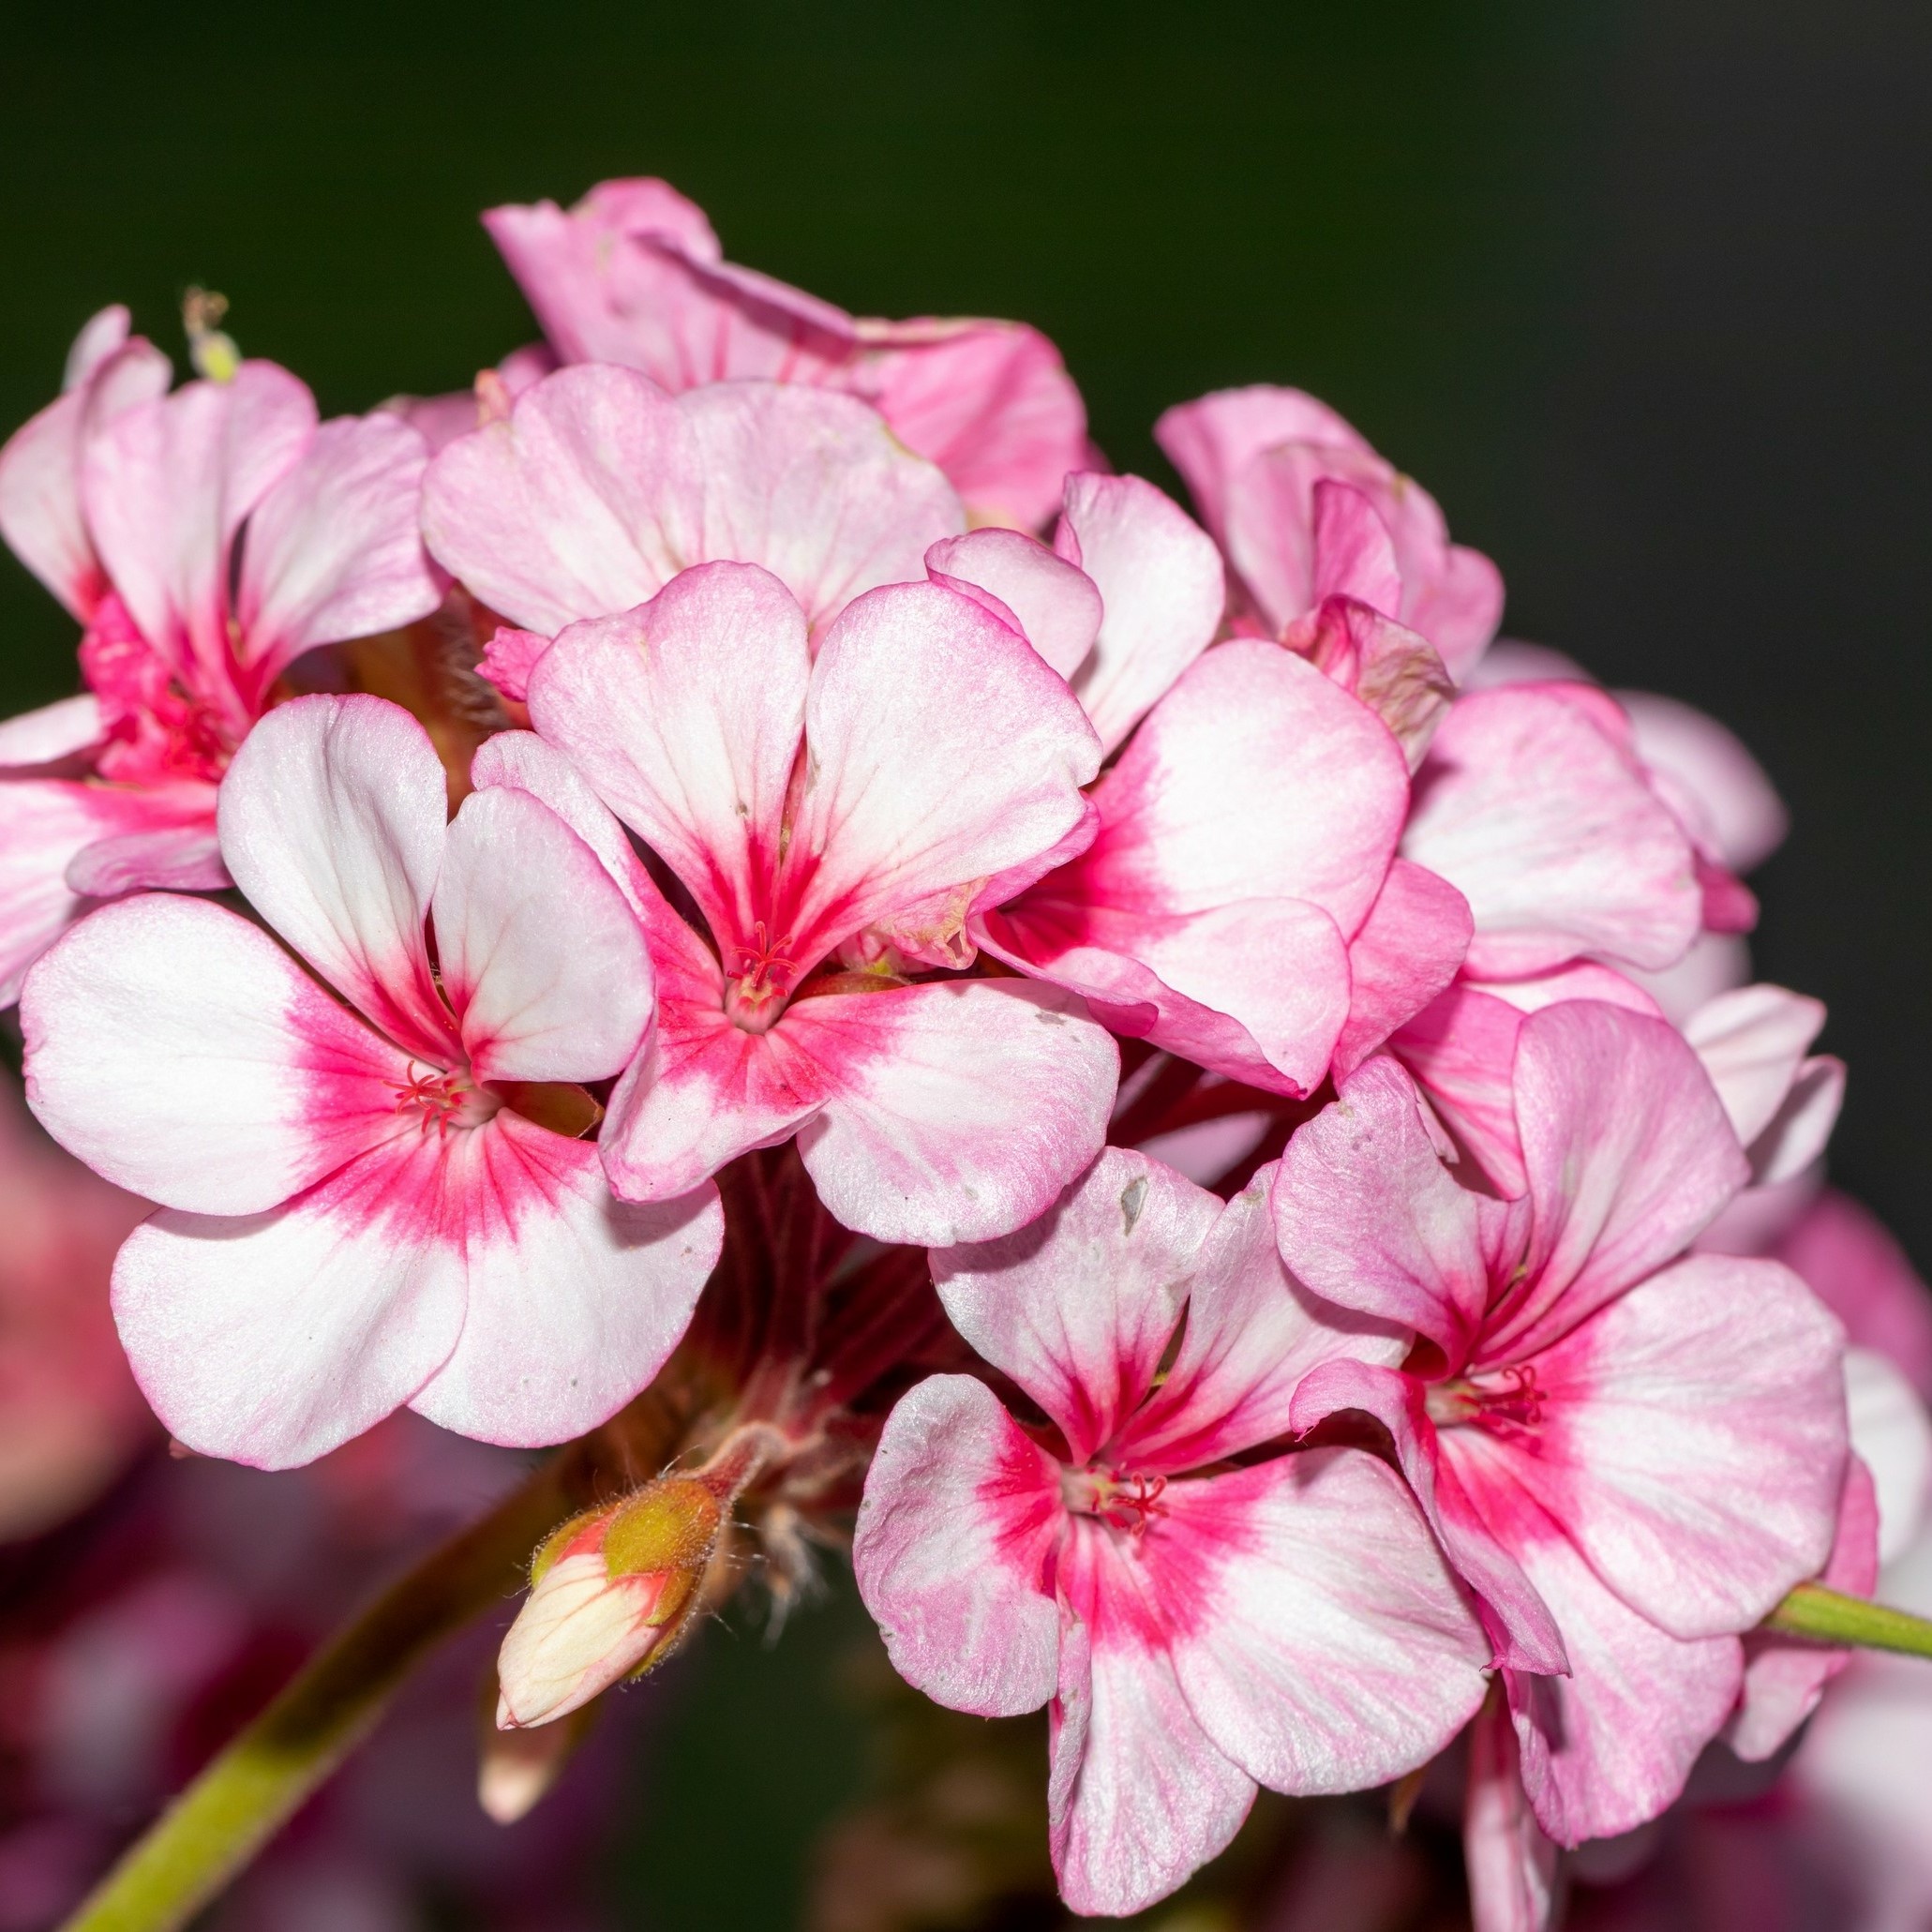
[[496, 1475, 724, 1730]]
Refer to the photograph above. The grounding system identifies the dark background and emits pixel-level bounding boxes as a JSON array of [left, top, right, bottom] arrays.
[[4, 2, 1928, 1919]]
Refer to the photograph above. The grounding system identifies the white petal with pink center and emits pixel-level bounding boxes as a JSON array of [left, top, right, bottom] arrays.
[[22, 694, 720, 1467]]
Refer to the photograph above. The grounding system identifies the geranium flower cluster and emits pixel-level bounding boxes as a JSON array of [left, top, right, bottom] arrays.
[[0, 177, 1905, 1929]]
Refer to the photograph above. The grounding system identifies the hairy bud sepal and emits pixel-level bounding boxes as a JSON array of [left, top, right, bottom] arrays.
[[496, 1423, 786, 1730]]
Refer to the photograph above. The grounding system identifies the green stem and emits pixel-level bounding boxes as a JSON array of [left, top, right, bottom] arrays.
[[1763, 1581, 1932, 1659], [60, 1453, 578, 1932]]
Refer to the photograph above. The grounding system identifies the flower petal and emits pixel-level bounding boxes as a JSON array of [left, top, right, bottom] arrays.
[[432, 785, 651, 1085], [528, 561, 807, 962], [1505, 1252, 1846, 1640], [1050, 1520, 1256, 1917], [930, 1145, 1218, 1462], [923, 526, 1101, 678], [82, 363, 316, 681], [1682, 982, 1827, 1149], [854, 1372, 1065, 1717], [786, 580, 1100, 963], [420, 364, 696, 635], [0, 780, 188, 1003], [1403, 685, 1701, 978], [1271, 1056, 1491, 1363], [1505, 1528, 1742, 1846], [786, 979, 1117, 1246], [1153, 1448, 1490, 1793], [867, 320, 1086, 532], [681, 382, 961, 629], [1463, 1686, 1560, 1932], [1332, 858, 1473, 1079], [22, 892, 412, 1217], [110, 1132, 470, 1467], [1127, 1171, 1408, 1469], [0, 323, 170, 619], [63, 810, 225, 898], [234, 412, 442, 679], [408, 1114, 721, 1445], [1487, 1002, 1749, 1359], [1053, 473, 1225, 755], [0, 695, 105, 771], [217, 694, 457, 1064]]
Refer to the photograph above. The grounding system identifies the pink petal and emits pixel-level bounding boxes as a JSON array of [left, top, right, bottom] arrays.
[[986, 894, 1351, 1096], [217, 695, 456, 1065], [1289, 596, 1454, 771], [787, 580, 1100, 961], [528, 562, 807, 960], [468, 728, 657, 922], [1403, 685, 1701, 978], [853, 1372, 1064, 1716], [1726, 1450, 1879, 1763], [786, 979, 1118, 1246], [923, 526, 1101, 678], [0, 696, 105, 771], [1745, 1054, 1845, 1188], [929, 1145, 1219, 1463], [408, 1113, 721, 1445], [1464, 1688, 1560, 1932], [1617, 689, 1788, 874], [0, 780, 186, 1002], [1307, 478, 1402, 611], [1774, 1189, 1932, 1403], [1505, 1528, 1743, 1846], [1332, 858, 1473, 1080], [680, 382, 962, 630], [1053, 473, 1225, 755], [1487, 1003, 1749, 1360], [867, 321, 1086, 532], [1050, 1521, 1256, 1917], [420, 364, 697, 635], [1682, 981, 1827, 1148], [1126, 1172, 1408, 1469], [82, 362, 316, 682], [1846, 1346, 1932, 1562], [1054, 641, 1407, 948], [432, 786, 651, 1086], [1154, 1449, 1489, 1792], [110, 1131, 471, 1468], [21, 892, 413, 1215], [477, 624, 548, 703], [64, 812, 226, 897], [599, 987, 818, 1206], [1271, 1056, 1491, 1362], [0, 322, 170, 619], [233, 412, 442, 679], [1291, 1359, 1570, 1672], [1154, 386, 1368, 547], [1506, 1251, 1846, 1640], [1388, 964, 1661, 1197]]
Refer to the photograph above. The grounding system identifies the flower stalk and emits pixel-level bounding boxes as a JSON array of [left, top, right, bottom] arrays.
[[1764, 1581, 1932, 1659]]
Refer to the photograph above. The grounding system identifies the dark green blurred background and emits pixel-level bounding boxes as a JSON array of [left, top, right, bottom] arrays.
[[5, 2, 1929, 1921]]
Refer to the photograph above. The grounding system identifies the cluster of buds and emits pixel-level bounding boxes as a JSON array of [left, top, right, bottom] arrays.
[[0, 174, 1925, 1931]]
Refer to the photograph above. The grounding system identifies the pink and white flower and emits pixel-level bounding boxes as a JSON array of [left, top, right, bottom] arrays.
[[1155, 383, 1505, 679], [20, 694, 722, 1469], [937, 472, 1473, 1098], [518, 559, 1119, 1245], [855, 1146, 1490, 1916], [419, 362, 964, 682], [482, 177, 1087, 531], [0, 325, 442, 1001], [1274, 1001, 1849, 1849]]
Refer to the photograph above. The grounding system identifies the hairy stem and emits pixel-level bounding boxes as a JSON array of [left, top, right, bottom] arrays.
[[60, 1384, 696, 1932], [1764, 1581, 1932, 1658]]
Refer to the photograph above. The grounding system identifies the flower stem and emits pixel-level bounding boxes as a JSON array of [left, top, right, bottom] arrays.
[[1763, 1581, 1932, 1658], [57, 1374, 705, 1932]]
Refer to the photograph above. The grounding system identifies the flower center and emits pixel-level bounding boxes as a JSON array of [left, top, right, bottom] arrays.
[[1425, 1364, 1544, 1443], [392, 1063, 501, 1136], [724, 921, 799, 1033], [1064, 1465, 1169, 1538]]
